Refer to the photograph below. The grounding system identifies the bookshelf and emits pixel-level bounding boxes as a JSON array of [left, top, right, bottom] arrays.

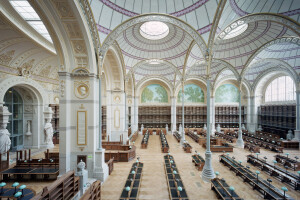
[[138, 106, 171, 129], [176, 106, 207, 129], [215, 106, 247, 128], [258, 104, 296, 138], [102, 106, 107, 139]]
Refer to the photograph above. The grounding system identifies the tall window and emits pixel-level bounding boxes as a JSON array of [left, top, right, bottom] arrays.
[[4, 88, 24, 151], [265, 76, 296, 102]]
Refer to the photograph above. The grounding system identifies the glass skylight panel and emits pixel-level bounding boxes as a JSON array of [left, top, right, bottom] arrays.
[[10, 0, 52, 42], [140, 21, 169, 40], [223, 24, 248, 39]]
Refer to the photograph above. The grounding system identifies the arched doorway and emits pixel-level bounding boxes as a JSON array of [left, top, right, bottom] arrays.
[[4, 88, 23, 151]]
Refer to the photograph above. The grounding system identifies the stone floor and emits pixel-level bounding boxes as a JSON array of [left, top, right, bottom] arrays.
[[101, 134, 300, 200]]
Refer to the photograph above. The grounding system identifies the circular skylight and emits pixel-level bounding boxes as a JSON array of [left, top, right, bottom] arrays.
[[140, 21, 169, 40], [222, 23, 248, 40]]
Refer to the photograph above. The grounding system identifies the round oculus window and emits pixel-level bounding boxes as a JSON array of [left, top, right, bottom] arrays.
[[140, 21, 169, 40]]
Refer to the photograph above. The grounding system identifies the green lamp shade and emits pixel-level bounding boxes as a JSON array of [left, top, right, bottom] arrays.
[[229, 186, 235, 191], [285, 153, 289, 156], [170, 160, 173, 164], [215, 171, 219, 176], [125, 186, 130, 192], [297, 171, 300, 174], [136, 160, 139, 163], [238, 161, 242, 164], [168, 153, 170, 155], [256, 153, 259, 155], [0, 183, 6, 187], [12, 182, 19, 187], [19, 185, 26, 190], [14, 192, 22, 198], [255, 170, 260, 174], [131, 171, 135, 174], [281, 187, 288, 192], [273, 160, 277, 164], [177, 186, 182, 191], [173, 170, 177, 174], [226, 153, 229, 156]]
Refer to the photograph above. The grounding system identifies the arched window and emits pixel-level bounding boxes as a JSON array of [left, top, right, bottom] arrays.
[[4, 88, 24, 151], [265, 76, 296, 102]]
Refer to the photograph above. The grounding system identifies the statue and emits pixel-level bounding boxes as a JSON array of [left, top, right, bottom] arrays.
[[141, 124, 144, 133], [44, 121, 54, 148], [179, 124, 182, 133], [287, 130, 294, 141], [25, 120, 32, 136], [203, 124, 207, 130], [0, 124, 11, 155], [257, 125, 262, 131], [241, 124, 246, 130], [166, 124, 168, 133], [216, 124, 221, 132], [0, 106, 12, 156]]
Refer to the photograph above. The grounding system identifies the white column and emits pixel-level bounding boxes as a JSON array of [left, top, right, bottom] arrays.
[[210, 96, 215, 136], [171, 96, 176, 133], [58, 72, 71, 176], [294, 90, 300, 141], [106, 90, 112, 141], [246, 96, 251, 130], [98, 78, 102, 149], [134, 96, 139, 133], [202, 79, 215, 182], [248, 96, 256, 133], [180, 83, 185, 145], [236, 90, 244, 148], [130, 103, 134, 130]]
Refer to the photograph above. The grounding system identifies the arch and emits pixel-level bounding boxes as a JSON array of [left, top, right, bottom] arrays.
[[252, 67, 299, 95], [103, 47, 125, 91], [174, 78, 207, 101], [211, 59, 240, 80], [241, 36, 300, 78], [0, 76, 48, 106], [100, 14, 208, 71], [136, 76, 173, 99]]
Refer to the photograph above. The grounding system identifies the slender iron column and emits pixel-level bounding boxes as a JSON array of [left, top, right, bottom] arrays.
[[236, 89, 244, 148], [98, 76, 102, 150]]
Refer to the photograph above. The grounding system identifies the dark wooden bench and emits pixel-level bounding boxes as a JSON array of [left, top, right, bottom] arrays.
[[103, 143, 136, 162], [191, 154, 205, 171], [160, 132, 169, 153], [80, 180, 101, 200]]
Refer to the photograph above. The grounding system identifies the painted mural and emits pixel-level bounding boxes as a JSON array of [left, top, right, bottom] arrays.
[[141, 84, 168, 103], [178, 84, 204, 103], [215, 84, 239, 103]]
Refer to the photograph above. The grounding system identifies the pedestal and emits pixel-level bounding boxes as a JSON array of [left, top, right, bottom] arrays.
[[93, 149, 109, 182], [293, 130, 300, 142], [202, 151, 215, 182], [236, 130, 244, 148]]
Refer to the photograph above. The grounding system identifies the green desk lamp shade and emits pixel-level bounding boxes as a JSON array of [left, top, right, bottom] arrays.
[[173, 170, 177, 174], [273, 160, 277, 164], [14, 191, 22, 198], [177, 186, 182, 191], [255, 170, 260, 174], [281, 187, 288, 192], [215, 171, 219, 176], [131, 170, 135, 174], [125, 186, 130, 192], [19, 185, 26, 190], [0, 183, 6, 187], [229, 186, 234, 191], [12, 182, 19, 187]]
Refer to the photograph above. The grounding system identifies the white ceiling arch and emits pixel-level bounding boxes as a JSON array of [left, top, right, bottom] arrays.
[[241, 36, 300, 78]]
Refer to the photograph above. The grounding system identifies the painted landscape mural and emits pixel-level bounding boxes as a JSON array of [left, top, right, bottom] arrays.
[[141, 84, 168, 103], [178, 84, 204, 103], [215, 84, 239, 103]]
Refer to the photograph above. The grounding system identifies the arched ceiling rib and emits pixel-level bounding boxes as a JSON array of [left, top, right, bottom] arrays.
[[90, 0, 219, 43], [219, 0, 300, 32], [213, 20, 297, 74]]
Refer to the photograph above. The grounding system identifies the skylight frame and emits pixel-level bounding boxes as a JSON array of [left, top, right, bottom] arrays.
[[140, 21, 169, 40], [10, 0, 53, 42]]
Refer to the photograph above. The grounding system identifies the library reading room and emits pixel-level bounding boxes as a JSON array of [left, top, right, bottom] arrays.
[[0, 0, 300, 199]]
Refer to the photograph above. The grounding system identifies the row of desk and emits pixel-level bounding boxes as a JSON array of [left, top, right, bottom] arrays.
[[219, 155, 294, 200], [160, 132, 169, 153], [164, 155, 188, 200], [119, 162, 143, 200], [247, 154, 300, 190], [141, 131, 149, 149], [211, 178, 244, 200]]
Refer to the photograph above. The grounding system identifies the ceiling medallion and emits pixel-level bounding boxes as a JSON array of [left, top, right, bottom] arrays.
[[140, 21, 169, 40]]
